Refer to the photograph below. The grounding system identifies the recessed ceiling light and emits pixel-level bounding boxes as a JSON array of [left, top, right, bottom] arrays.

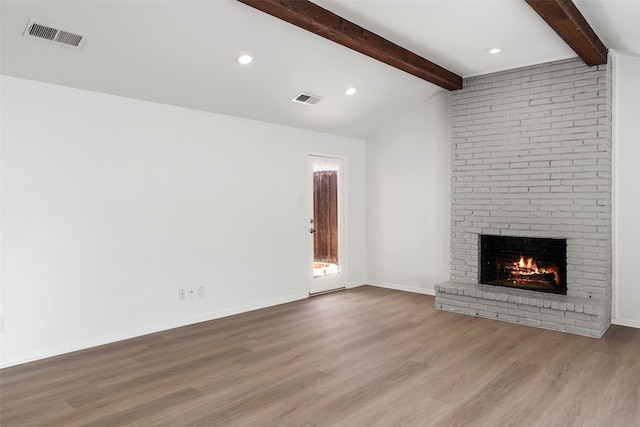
[[486, 48, 502, 55], [236, 54, 252, 65], [345, 87, 357, 96]]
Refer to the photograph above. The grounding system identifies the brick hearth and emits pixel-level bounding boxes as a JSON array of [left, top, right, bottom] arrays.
[[436, 57, 612, 337], [436, 282, 606, 337]]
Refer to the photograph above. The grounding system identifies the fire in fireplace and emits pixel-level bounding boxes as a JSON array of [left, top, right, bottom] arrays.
[[479, 235, 567, 295]]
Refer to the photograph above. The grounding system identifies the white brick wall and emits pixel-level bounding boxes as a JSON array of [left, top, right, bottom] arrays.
[[445, 58, 612, 335]]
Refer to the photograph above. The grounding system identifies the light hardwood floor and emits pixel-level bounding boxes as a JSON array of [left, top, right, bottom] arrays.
[[1, 286, 639, 426]]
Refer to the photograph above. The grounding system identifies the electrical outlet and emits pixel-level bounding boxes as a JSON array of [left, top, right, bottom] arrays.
[[187, 288, 195, 299], [178, 289, 185, 300], [197, 286, 205, 298]]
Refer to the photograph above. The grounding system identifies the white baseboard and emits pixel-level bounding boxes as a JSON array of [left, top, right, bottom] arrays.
[[611, 317, 640, 329], [0, 292, 308, 369], [346, 281, 366, 289], [368, 281, 435, 296]]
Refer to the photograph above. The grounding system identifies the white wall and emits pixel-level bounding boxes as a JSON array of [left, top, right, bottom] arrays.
[[365, 92, 451, 295], [0, 76, 366, 367], [613, 52, 640, 328]]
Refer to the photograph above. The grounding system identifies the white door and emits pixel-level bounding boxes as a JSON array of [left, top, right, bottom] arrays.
[[307, 154, 345, 294]]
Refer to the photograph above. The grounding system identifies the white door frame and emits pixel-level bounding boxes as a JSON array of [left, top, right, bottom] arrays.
[[307, 152, 346, 295]]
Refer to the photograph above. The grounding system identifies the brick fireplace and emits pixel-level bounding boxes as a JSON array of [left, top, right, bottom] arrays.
[[435, 57, 612, 337]]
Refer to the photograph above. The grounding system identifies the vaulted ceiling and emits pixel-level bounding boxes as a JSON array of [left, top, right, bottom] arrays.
[[1, 0, 638, 138]]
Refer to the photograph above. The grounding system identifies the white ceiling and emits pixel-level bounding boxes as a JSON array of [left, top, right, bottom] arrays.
[[1, 0, 639, 138]]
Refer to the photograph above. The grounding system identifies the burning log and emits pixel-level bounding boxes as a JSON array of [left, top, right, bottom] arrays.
[[507, 272, 557, 285], [503, 256, 560, 287]]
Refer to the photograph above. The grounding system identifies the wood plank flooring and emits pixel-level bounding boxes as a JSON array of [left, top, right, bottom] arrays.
[[1, 285, 639, 426]]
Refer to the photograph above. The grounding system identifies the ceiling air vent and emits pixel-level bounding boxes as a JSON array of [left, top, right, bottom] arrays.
[[23, 19, 87, 49], [292, 92, 323, 105]]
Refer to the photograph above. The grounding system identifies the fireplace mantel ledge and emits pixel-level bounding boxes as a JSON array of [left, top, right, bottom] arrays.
[[435, 281, 604, 316]]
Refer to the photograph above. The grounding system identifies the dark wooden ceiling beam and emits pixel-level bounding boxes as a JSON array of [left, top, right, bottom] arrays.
[[525, 0, 608, 66], [236, 0, 462, 91]]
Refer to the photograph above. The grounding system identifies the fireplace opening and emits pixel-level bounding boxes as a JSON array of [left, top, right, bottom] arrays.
[[479, 235, 567, 295]]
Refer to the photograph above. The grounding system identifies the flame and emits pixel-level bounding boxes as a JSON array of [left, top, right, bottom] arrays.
[[511, 256, 559, 284], [516, 256, 535, 271]]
